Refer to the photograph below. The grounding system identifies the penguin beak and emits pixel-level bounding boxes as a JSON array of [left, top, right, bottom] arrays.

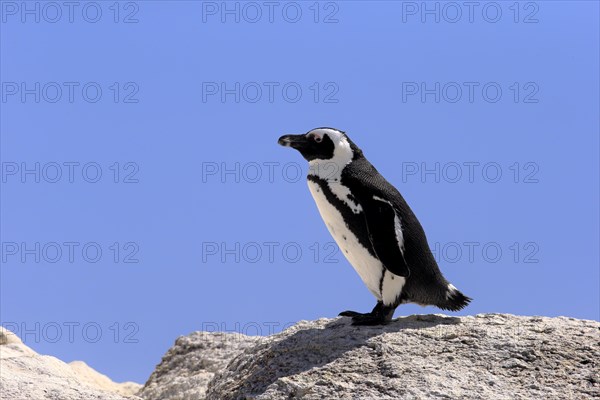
[[278, 134, 307, 149]]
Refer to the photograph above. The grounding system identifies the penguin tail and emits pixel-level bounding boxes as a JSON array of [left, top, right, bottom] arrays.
[[437, 283, 472, 312]]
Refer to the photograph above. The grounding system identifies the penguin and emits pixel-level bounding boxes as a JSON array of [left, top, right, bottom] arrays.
[[278, 127, 471, 325]]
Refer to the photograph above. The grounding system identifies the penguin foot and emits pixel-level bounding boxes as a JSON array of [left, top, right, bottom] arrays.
[[339, 302, 395, 325], [351, 314, 389, 326], [338, 310, 369, 317]]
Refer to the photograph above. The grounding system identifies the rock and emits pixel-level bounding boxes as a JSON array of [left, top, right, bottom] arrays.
[[0, 326, 142, 400], [69, 360, 142, 396], [138, 331, 262, 400], [186, 314, 596, 400], [0, 326, 24, 345], [4, 315, 599, 400]]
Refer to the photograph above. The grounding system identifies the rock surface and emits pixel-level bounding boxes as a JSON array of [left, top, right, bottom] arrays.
[[141, 314, 599, 400], [3, 315, 599, 400], [69, 360, 142, 396], [205, 314, 599, 399], [138, 332, 262, 400], [0, 327, 141, 400]]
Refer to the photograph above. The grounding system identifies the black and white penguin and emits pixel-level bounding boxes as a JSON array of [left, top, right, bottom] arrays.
[[278, 127, 471, 325]]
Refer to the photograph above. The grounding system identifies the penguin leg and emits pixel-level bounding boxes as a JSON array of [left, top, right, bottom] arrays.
[[339, 301, 383, 318], [351, 303, 395, 326]]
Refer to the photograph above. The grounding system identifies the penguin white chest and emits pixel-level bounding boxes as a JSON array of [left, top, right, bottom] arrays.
[[307, 180, 385, 300]]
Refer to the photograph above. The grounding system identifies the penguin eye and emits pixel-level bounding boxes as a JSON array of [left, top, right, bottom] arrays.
[[314, 136, 322, 143]]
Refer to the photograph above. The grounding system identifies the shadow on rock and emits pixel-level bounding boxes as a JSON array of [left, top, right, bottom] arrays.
[[206, 314, 460, 400]]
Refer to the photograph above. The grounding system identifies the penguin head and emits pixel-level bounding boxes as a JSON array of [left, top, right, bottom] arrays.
[[278, 127, 359, 162]]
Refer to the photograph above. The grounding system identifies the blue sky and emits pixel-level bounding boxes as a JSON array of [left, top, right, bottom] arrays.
[[1, 0, 598, 384]]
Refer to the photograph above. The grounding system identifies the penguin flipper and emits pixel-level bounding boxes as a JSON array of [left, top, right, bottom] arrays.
[[363, 196, 410, 278]]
